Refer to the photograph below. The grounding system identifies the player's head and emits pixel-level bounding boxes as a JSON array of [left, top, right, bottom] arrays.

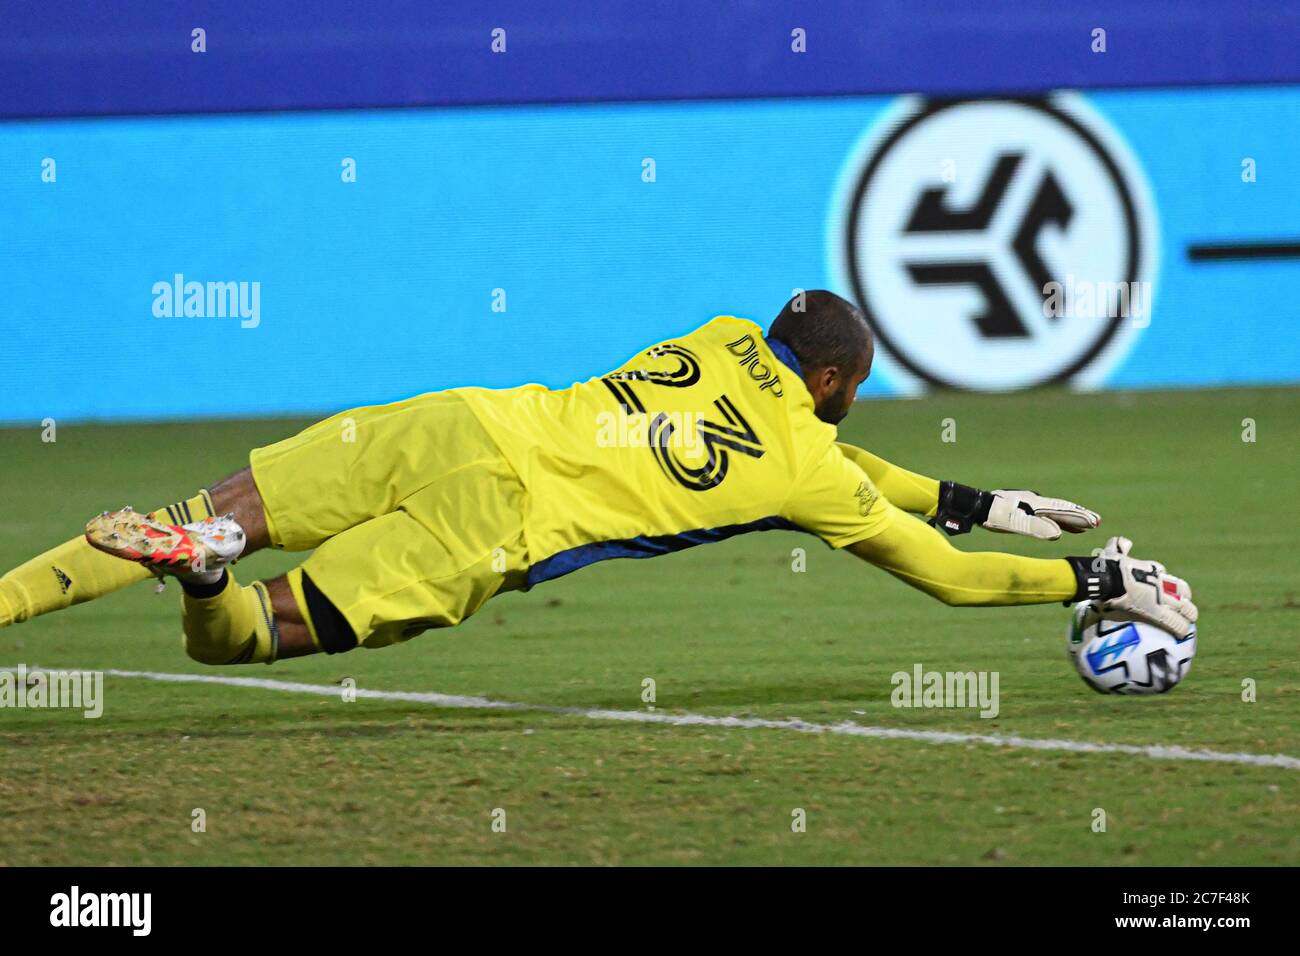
[[768, 290, 873, 424]]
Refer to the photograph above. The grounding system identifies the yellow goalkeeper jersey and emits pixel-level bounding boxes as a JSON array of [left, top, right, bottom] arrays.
[[455, 315, 893, 587]]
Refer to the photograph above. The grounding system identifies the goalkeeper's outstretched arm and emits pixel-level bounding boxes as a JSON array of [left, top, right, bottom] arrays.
[[846, 504, 1200, 637], [836, 442, 1100, 540], [847, 503, 1077, 607]]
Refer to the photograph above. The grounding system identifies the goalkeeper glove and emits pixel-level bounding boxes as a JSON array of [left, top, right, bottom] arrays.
[[931, 482, 1100, 541], [1065, 536, 1198, 639]]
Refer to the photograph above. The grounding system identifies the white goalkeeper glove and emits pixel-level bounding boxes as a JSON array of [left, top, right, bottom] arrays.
[[931, 482, 1100, 541], [1065, 536, 1199, 639], [984, 489, 1100, 540]]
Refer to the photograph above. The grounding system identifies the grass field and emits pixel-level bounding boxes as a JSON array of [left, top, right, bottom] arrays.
[[1, 386, 1297, 866]]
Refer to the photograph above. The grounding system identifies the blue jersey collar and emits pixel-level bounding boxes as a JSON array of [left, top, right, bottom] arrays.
[[764, 336, 803, 379]]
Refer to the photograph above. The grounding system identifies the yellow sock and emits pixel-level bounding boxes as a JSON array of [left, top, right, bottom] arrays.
[[0, 491, 215, 628], [181, 572, 278, 665]]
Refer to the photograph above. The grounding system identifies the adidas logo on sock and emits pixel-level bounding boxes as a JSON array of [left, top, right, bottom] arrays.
[[52, 566, 73, 594]]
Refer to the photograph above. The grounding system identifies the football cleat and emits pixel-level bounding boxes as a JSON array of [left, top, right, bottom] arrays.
[[85, 507, 246, 579]]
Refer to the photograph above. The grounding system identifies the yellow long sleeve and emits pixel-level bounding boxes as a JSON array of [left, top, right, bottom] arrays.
[[837, 443, 941, 517], [849, 504, 1076, 607]]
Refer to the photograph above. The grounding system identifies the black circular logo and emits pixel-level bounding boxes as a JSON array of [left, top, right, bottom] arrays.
[[841, 96, 1156, 390]]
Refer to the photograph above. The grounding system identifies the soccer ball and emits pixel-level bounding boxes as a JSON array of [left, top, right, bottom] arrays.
[[1066, 601, 1197, 695]]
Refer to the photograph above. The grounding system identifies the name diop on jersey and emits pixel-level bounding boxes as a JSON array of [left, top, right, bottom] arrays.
[[725, 333, 784, 397], [595, 410, 704, 453]]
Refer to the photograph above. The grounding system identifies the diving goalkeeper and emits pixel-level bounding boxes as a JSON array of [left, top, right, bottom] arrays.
[[0, 291, 1196, 664]]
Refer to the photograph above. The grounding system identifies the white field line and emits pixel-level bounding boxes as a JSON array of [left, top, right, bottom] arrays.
[[4, 664, 1299, 770]]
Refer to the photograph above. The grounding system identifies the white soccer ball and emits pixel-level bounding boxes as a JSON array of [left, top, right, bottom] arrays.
[[1066, 601, 1197, 695]]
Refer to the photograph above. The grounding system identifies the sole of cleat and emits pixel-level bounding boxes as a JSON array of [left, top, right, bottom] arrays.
[[85, 510, 209, 574]]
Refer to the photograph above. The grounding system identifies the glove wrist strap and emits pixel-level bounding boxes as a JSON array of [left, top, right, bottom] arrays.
[[1064, 557, 1124, 605], [931, 481, 994, 536]]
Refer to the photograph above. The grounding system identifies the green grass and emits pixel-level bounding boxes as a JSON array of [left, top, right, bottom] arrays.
[[1, 386, 1297, 865]]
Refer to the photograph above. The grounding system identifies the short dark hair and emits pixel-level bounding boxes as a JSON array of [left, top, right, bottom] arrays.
[[768, 290, 872, 372]]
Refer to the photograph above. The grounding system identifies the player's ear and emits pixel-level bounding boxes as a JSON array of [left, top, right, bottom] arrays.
[[803, 365, 834, 397]]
